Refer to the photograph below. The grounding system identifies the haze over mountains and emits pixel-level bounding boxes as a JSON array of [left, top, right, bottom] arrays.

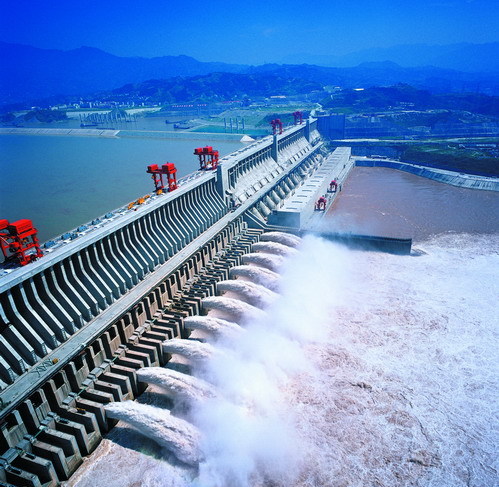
[[281, 42, 499, 73], [1, 41, 498, 107]]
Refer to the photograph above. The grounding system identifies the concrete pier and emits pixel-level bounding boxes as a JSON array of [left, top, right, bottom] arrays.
[[268, 147, 353, 229]]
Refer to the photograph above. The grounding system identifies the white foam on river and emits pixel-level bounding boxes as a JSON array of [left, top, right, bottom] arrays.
[[69, 233, 499, 487]]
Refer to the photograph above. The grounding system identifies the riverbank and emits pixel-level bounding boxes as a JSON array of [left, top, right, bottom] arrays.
[[0, 127, 119, 137], [0, 127, 255, 141]]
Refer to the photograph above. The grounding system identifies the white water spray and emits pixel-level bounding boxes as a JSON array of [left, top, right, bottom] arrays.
[[104, 401, 201, 466], [162, 339, 217, 363], [188, 234, 346, 487], [259, 231, 301, 248], [229, 265, 281, 291], [183, 316, 243, 339], [201, 296, 267, 323], [136, 368, 216, 403], [241, 252, 284, 271], [216, 280, 278, 308], [251, 241, 299, 256]]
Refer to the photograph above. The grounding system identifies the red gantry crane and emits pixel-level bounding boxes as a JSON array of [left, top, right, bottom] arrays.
[[270, 119, 283, 135], [146, 163, 178, 194], [293, 111, 303, 125], [315, 196, 327, 211], [194, 146, 219, 170], [0, 219, 43, 266]]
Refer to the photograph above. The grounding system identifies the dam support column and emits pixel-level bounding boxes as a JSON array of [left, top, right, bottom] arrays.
[[271, 135, 278, 163], [305, 119, 311, 142], [215, 164, 230, 206]]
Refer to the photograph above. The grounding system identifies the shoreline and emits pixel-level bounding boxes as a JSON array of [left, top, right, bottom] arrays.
[[0, 127, 255, 141]]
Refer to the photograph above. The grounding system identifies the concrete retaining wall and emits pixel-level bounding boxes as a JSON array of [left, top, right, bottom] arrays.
[[355, 158, 499, 192]]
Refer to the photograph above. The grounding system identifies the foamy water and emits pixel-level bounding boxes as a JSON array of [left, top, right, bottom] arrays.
[[216, 280, 278, 308], [229, 265, 281, 291], [67, 233, 498, 487], [104, 401, 201, 466], [241, 252, 285, 271], [183, 316, 243, 339], [286, 233, 499, 487]]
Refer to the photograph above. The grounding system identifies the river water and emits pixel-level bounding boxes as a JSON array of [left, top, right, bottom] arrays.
[[325, 166, 499, 239], [64, 167, 498, 487], [0, 134, 241, 242]]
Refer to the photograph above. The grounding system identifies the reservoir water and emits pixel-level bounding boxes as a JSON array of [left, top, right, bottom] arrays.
[[64, 166, 498, 487], [0, 133, 241, 242]]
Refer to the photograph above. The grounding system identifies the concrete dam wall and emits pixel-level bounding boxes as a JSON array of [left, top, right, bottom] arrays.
[[0, 120, 329, 486], [355, 157, 499, 192]]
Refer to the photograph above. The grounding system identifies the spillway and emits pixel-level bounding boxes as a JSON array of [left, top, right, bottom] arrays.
[[229, 265, 281, 291], [241, 252, 285, 272], [201, 296, 267, 323], [104, 401, 201, 466], [259, 231, 302, 248], [216, 280, 278, 308], [136, 368, 215, 403], [162, 339, 217, 363], [251, 241, 299, 256], [183, 316, 243, 338]]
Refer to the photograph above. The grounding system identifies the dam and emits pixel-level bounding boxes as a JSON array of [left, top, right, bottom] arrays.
[[0, 118, 355, 486], [2, 115, 497, 486]]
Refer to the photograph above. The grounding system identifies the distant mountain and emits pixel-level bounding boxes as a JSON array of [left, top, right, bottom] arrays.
[[251, 62, 499, 95], [321, 84, 499, 117], [109, 72, 323, 102], [0, 42, 245, 104], [281, 43, 499, 73], [103, 67, 499, 108], [1, 42, 499, 108]]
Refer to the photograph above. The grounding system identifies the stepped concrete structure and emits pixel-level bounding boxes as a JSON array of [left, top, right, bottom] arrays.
[[0, 119, 339, 486]]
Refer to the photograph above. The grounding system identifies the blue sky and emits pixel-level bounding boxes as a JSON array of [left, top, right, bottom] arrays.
[[1, 0, 498, 64]]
